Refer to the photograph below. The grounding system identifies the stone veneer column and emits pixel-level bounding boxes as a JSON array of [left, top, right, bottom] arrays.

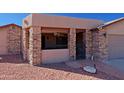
[[92, 30, 108, 62], [29, 26, 41, 65], [22, 28, 27, 60], [7, 26, 21, 55], [85, 29, 93, 59], [97, 30, 108, 62], [68, 28, 76, 61], [92, 30, 99, 60]]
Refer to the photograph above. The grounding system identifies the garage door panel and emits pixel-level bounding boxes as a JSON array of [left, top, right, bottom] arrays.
[[108, 35, 124, 59]]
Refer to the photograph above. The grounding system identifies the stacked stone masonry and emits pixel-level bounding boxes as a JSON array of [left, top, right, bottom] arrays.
[[92, 30, 108, 62], [22, 28, 28, 60], [85, 30, 93, 59], [29, 26, 41, 65], [98, 30, 108, 62], [68, 28, 76, 60], [8, 26, 21, 55]]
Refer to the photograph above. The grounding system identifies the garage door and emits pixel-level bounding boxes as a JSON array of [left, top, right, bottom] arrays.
[[0, 30, 8, 55], [108, 34, 124, 59]]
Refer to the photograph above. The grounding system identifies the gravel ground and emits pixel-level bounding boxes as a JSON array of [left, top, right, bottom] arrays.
[[0, 55, 118, 80]]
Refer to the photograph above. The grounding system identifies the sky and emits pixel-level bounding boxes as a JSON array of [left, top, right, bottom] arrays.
[[0, 13, 124, 26]]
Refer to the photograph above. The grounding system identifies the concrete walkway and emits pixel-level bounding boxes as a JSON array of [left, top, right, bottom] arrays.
[[65, 59, 124, 79], [106, 59, 124, 72]]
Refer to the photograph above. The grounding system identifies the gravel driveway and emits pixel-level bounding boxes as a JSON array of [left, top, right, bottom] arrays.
[[0, 55, 118, 80]]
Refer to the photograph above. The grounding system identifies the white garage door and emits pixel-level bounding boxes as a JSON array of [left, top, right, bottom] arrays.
[[0, 30, 8, 55], [108, 34, 124, 59]]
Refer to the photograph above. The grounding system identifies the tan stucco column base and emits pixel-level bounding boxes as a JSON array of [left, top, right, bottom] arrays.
[[29, 26, 41, 65], [68, 28, 76, 61]]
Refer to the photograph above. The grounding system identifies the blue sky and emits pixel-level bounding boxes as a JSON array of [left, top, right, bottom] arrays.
[[0, 13, 124, 26]]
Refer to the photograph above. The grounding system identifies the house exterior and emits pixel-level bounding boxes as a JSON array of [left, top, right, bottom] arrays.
[[97, 18, 124, 60], [0, 24, 22, 55], [0, 14, 124, 66], [22, 14, 106, 65]]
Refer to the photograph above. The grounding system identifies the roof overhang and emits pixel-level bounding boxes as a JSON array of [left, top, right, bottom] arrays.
[[97, 17, 124, 30]]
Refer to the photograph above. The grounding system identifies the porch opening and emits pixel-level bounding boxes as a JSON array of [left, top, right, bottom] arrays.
[[41, 27, 69, 63], [76, 29, 86, 60], [42, 33, 68, 50]]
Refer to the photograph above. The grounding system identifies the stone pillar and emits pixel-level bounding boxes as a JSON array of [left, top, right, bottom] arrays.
[[8, 26, 21, 55], [68, 28, 76, 61], [98, 31, 108, 62], [92, 29, 108, 62], [22, 28, 28, 60], [92, 30, 100, 60], [29, 26, 41, 65], [85, 30, 93, 59]]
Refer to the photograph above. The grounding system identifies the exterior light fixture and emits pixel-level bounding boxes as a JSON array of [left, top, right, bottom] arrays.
[[103, 32, 107, 38]]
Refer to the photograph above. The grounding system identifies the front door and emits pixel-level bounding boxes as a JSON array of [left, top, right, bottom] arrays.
[[76, 32, 86, 60]]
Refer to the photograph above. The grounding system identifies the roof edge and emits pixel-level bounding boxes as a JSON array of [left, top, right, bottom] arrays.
[[31, 13, 104, 23], [0, 23, 22, 29], [97, 17, 124, 30]]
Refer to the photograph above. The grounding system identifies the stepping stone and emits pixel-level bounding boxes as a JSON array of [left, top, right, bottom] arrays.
[[83, 66, 97, 74], [0, 57, 2, 60]]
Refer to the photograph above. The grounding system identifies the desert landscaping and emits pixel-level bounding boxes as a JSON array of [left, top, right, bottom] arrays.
[[0, 55, 118, 80]]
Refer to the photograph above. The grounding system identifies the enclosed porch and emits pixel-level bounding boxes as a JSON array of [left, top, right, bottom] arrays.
[[22, 26, 92, 65]]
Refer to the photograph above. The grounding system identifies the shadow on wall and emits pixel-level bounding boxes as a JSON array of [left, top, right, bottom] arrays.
[[0, 54, 26, 64]]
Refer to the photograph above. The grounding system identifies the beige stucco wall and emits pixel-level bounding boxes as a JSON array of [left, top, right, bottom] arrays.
[[105, 20, 124, 35], [42, 28, 69, 33], [42, 49, 69, 64], [108, 35, 124, 59], [23, 14, 103, 29], [0, 29, 8, 55]]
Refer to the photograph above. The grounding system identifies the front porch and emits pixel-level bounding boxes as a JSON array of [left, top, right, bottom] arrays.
[[22, 26, 94, 65]]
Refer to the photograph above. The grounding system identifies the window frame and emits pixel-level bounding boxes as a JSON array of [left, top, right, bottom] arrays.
[[41, 33, 68, 50]]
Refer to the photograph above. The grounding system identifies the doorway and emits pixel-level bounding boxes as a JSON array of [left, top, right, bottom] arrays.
[[76, 31, 86, 60]]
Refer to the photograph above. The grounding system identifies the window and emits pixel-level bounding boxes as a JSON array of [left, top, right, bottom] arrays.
[[42, 33, 68, 49], [56, 34, 68, 48]]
